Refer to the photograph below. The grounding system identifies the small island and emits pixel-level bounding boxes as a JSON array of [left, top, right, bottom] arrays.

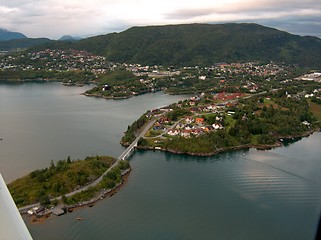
[[8, 156, 130, 221], [121, 86, 321, 156]]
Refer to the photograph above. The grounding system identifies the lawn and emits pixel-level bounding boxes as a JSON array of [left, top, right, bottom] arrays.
[[309, 101, 321, 121]]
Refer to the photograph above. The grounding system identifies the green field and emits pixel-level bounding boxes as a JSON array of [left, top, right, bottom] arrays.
[[310, 101, 321, 121]]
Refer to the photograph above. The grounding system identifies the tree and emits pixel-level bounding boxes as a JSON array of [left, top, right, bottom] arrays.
[[50, 160, 55, 169], [39, 195, 51, 206]]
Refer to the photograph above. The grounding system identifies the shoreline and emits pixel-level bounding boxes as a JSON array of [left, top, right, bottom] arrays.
[[122, 128, 320, 157], [83, 92, 132, 100], [24, 168, 131, 224]]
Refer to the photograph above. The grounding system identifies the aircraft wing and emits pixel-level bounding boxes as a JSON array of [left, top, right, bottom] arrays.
[[0, 173, 33, 240]]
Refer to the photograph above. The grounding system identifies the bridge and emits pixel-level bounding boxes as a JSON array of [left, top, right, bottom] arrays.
[[118, 119, 156, 160]]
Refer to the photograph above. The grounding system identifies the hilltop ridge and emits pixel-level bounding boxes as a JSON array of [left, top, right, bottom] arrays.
[[29, 23, 321, 67]]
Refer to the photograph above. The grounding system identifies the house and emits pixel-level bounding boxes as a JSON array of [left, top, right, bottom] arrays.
[[167, 129, 180, 136], [201, 126, 210, 132], [190, 107, 199, 113], [176, 123, 184, 129], [185, 117, 194, 124], [191, 128, 202, 136], [181, 130, 191, 138], [185, 124, 194, 131], [198, 106, 207, 112], [227, 111, 235, 115], [159, 117, 169, 124], [153, 122, 162, 130], [305, 94, 314, 98], [102, 84, 111, 91], [212, 123, 224, 130], [207, 105, 217, 111], [226, 102, 237, 108], [195, 118, 204, 124]]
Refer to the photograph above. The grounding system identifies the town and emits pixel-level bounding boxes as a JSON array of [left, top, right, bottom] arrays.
[[2, 48, 321, 99]]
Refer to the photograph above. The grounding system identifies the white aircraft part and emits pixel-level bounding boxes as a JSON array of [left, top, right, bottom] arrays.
[[0, 173, 33, 240]]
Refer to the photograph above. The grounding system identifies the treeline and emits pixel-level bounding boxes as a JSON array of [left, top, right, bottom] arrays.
[[0, 69, 95, 83]]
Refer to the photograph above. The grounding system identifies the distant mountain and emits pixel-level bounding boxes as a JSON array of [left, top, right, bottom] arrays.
[[12, 23, 321, 67], [58, 35, 82, 41], [72, 23, 321, 67], [0, 28, 27, 41]]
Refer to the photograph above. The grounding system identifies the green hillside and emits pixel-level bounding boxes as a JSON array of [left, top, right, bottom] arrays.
[[0, 38, 53, 51], [28, 23, 321, 67]]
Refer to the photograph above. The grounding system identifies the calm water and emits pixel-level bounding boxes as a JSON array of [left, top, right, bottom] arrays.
[[1, 83, 321, 240]]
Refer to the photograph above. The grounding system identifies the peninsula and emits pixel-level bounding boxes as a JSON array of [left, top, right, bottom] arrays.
[[121, 85, 321, 156], [8, 156, 130, 219]]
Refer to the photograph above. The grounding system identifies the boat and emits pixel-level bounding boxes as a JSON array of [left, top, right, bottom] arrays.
[[76, 217, 84, 221]]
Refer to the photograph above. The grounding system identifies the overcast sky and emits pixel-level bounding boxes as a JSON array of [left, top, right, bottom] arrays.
[[1, 0, 320, 39]]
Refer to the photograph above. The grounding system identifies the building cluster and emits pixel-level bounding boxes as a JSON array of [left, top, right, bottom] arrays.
[[164, 115, 225, 138], [147, 93, 241, 138], [125, 63, 181, 77], [216, 62, 285, 77], [297, 72, 321, 82], [0, 49, 115, 73]]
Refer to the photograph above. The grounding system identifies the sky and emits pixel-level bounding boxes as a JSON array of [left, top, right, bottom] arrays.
[[0, 0, 320, 39]]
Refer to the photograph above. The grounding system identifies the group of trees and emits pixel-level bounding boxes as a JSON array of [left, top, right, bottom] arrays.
[[121, 113, 149, 144], [8, 156, 116, 207], [229, 95, 315, 144], [85, 69, 151, 98], [61, 160, 130, 206], [0, 69, 95, 83]]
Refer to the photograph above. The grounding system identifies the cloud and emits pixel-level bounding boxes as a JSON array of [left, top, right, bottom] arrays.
[[0, 0, 320, 38], [0, 5, 19, 14]]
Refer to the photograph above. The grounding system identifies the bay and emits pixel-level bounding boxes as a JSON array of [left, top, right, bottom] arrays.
[[1, 82, 321, 240], [0, 82, 188, 182]]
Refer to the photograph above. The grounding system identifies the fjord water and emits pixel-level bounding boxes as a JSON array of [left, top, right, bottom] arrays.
[[1, 83, 321, 239]]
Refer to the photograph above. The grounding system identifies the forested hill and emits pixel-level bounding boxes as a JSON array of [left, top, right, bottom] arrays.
[[0, 38, 53, 51], [32, 23, 321, 67]]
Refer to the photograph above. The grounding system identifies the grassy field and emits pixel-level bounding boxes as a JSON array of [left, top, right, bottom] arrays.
[[310, 101, 321, 121]]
